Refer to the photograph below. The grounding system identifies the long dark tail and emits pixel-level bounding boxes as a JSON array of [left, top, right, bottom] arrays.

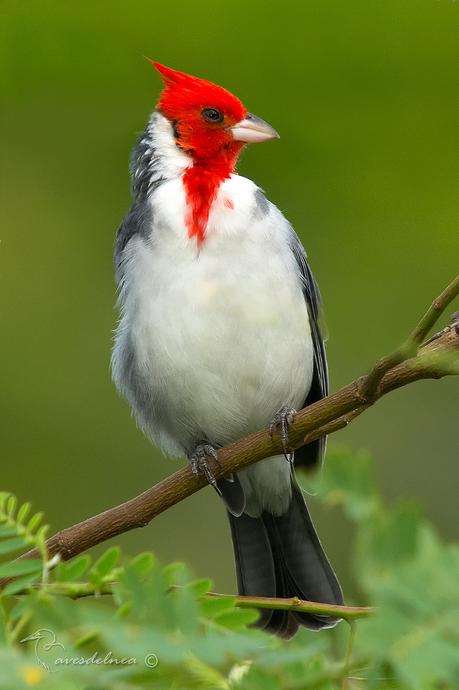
[[227, 481, 343, 638]]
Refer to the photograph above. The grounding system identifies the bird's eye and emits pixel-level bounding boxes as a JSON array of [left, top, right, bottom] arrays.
[[201, 108, 224, 124]]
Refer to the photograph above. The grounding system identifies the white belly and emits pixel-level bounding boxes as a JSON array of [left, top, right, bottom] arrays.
[[112, 174, 314, 514]]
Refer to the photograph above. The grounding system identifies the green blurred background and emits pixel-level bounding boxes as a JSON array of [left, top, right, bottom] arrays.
[[1, 1, 458, 597]]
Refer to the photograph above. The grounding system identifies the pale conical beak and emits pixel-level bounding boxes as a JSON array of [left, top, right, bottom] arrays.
[[229, 112, 279, 143]]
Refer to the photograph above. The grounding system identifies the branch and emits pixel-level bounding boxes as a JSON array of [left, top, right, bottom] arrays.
[[206, 592, 373, 622], [31, 581, 373, 621], [359, 274, 459, 399], [1, 275, 458, 590]]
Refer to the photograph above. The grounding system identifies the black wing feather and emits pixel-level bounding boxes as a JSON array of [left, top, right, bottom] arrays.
[[289, 231, 329, 468]]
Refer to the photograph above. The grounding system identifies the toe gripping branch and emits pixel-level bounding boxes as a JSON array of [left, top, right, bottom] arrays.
[[269, 407, 297, 462], [188, 443, 222, 495]]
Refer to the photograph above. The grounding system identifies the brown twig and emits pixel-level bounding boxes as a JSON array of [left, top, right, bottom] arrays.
[[358, 274, 459, 400], [1, 275, 458, 590]]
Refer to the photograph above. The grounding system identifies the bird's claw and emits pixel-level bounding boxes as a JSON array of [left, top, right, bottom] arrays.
[[189, 443, 222, 495], [269, 407, 296, 462]]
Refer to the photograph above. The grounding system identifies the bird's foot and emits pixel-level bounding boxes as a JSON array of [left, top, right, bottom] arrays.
[[188, 443, 222, 494], [269, 407, 296, 462]]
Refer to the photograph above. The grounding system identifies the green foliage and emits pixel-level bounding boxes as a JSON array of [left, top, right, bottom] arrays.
[[0, 493, 48, 593], [0, 493, 48, 558], [0, 448, 458, 689], [306, 447, 459, 689]]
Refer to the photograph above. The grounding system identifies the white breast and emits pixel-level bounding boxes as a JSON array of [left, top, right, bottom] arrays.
[[113, 174, 314, 515]]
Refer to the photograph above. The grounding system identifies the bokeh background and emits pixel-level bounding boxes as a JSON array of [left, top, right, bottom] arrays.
[[1, 0, 458, 598]]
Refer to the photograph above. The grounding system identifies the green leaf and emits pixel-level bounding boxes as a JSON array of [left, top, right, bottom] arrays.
[[162, 561, 191, 587], [56, 554, 92, 581], [0, 537, 26, 555], [16, 502, 31, 525], [200, 596, 236, 618], [0, 526, 18, 538], [185, 577, 214, 597], [0, 492, 11, 511], [26, 511, 43, 533], [214, 607, 260, 629], [128, 551, 155, 576], [35, 524, 49, 545], [170, 584, 200, 634], [0, 559, 42, 578], [6, 495, 17, 519], [91, 546, 120, 578], [73, 629, 100, 648], [115, 601, 132, 618], [2, 571, 41, 596]]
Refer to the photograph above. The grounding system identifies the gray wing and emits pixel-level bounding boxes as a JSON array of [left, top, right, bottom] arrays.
[[114, 201, 152, 286], [289, 229, 329, 469], [115, 118, 165, 286]]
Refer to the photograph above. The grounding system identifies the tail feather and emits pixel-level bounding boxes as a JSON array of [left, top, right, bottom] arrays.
[[228, 479, 343, 636], [217, 474, 245, 517], [228, 510, 280, 630]]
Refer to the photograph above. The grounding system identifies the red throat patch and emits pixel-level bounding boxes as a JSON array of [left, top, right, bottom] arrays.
[[182, 160, 238, 245]]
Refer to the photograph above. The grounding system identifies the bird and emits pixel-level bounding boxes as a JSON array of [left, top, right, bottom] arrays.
[[111, 62, 343, 638]]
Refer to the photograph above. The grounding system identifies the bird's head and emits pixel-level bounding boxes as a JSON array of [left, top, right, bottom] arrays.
[[151, 62, 279, 168]]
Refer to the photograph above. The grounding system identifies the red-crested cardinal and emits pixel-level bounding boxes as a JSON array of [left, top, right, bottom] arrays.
[[112, 63, 343, 637]]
